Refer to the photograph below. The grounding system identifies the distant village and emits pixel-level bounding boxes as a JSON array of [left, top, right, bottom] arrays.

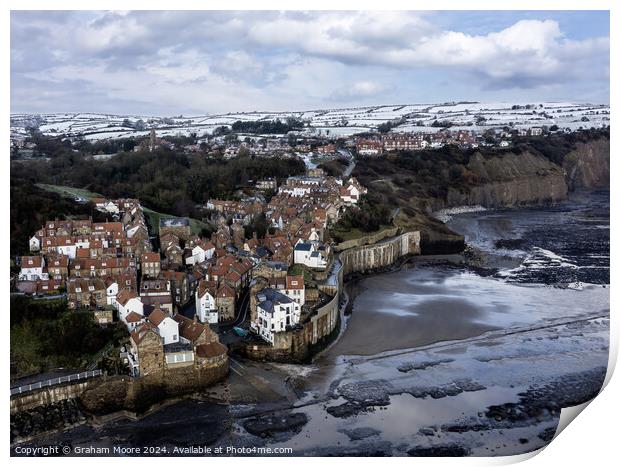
[[11, 115, 587, 163], [138, 125, 556, 159], [13, 162, 368, 377]]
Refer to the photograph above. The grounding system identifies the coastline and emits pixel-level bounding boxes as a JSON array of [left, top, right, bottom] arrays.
[[11, 189, 610, 452]]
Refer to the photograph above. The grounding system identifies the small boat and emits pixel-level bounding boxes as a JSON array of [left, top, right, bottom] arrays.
[[233, 326, 249, 337]]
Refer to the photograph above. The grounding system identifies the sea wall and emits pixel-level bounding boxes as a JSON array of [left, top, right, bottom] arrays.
[[10, 378, 102, 414], [79, 356, 228, 415], [11, 356, 228, 417], [339, 231, 421, 276], [234, 231, 420, 362], [333, 227, 400, 252]]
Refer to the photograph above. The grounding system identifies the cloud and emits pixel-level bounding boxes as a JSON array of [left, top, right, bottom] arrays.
[[10, 11, 609, 114], [331, 81, 386, 101], [247, 15, 609, 88]]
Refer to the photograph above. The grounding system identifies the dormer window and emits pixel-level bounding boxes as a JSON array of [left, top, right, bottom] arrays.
[[89, 286, 95, 291], [76, 287, 82, 293]]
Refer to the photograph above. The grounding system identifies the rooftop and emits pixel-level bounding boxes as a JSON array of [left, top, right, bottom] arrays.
[[160, 217, 190, 227]]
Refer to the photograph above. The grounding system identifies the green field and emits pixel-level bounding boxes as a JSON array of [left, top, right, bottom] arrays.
[[36, 184, 103, 200], [37, 184, 210, 235], [142, 207, 210, 235]]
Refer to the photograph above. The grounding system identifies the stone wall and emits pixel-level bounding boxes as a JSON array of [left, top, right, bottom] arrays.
[[333, 227, 400, 252], [339, 231, 421, 276], [11, 356, 228, 416], [10, 379, 101, 414], [79, 356, 228, 415]]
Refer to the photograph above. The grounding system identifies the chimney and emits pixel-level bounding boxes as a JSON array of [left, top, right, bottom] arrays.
[[193, 313, 198, 323]]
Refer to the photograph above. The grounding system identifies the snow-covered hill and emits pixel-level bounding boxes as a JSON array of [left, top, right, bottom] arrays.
[[11, 102, 610, 141]]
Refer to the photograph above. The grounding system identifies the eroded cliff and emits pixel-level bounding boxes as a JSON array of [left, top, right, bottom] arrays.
[[435, 138, 609, 209], [447, 151, 569, 208], [562, 138, 610, 191]]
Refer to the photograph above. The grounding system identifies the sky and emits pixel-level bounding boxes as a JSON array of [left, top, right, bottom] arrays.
[[10, 10, 610, 116]]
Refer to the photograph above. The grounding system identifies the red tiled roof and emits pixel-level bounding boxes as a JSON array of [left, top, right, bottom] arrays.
[[173, 314, 207, 343], [130, 322, 158, 345], [147, 307, 169, 326], [126, 311, 144, 323], [141, 252, 160, 263], [21, 256, 43, 268], [286, 275, 304, 290], [195, 341, 227, 358], [116, 289, 139, 306]]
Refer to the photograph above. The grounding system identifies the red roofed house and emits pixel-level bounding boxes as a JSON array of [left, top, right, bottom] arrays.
[[116, 289, 144, 325], [19, 256, 47, 281], [146, 307, 179, 346], [141, 252, 161, 278]]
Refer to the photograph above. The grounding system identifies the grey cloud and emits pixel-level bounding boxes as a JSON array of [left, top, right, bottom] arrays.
[[10, 11, 610, 114]]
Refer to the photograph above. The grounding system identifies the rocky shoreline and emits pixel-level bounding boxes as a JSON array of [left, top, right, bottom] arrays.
[[11, 399, 86, 445]]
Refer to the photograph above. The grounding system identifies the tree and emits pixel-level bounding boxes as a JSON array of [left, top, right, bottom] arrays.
[[237, 146, 251, 158]]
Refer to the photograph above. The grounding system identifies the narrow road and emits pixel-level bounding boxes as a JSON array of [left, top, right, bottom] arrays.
[[338, 148, 356, 177]]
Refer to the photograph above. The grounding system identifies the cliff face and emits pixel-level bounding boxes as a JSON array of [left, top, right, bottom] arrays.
[[562, 139, 610, 191], [436, 139, 609, 210], [441, 151, 568, 209]]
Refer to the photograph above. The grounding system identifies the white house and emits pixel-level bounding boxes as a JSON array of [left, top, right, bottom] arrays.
[[29, 235, 41, 252], [147, 307, 179, 345], [55, 238, 77, 259], [195, 280, 218, 324], [105, 279, 119, 306], [185, 241, 215, 266], [269, 274, 306, 307], [294, 240, 328, 269], [340, 178, 367, 205], [19, 256, 48, 281], [252, 288, 301, 344], [96, 200, 120, 214], [284, 275, 305, 306], [116, 289, 144, 327]]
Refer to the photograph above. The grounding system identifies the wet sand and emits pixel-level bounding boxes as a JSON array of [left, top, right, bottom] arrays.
[[327, 265, 609, 357]]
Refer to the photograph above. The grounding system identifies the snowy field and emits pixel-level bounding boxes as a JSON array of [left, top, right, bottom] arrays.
[[11, 102, 609, 142]]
